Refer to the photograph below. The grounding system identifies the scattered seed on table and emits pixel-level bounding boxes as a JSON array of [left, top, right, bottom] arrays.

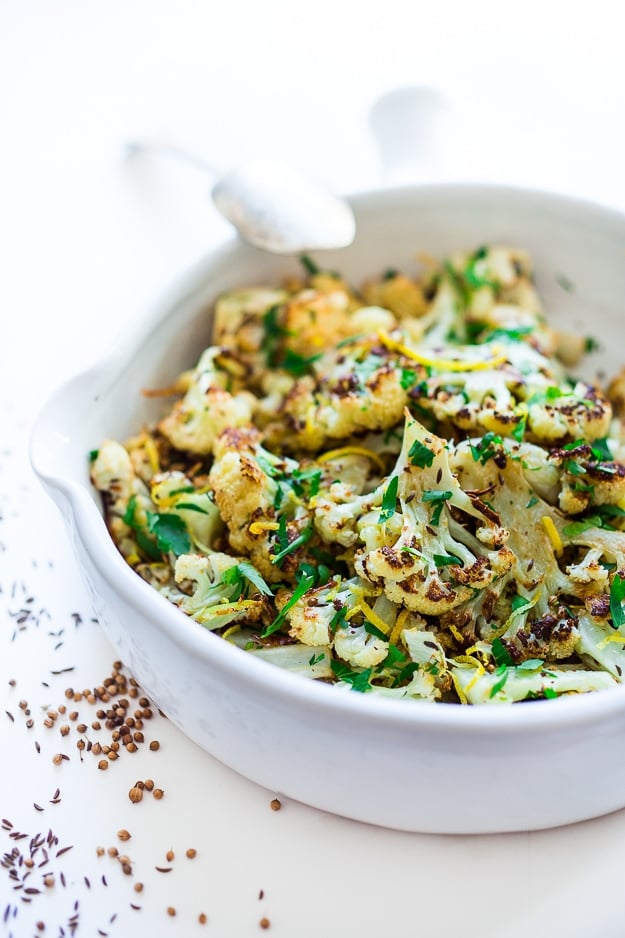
[[144, 779, 154, 792], [156, 866, 172, 873], [98, 760, 108, 771], [149, 740, 160, 751], [167, 907, 176, 917], [199, 913, 207, 925], [260, 917, 271, 929], [134, 883, 143, 893], [129, 786, 143, 803], [166, 850, 174, 862], [270, 799, 281, 812], [186, 848, 197, 859], [117, 829, 131, 842], [153, 789, 164, 800]]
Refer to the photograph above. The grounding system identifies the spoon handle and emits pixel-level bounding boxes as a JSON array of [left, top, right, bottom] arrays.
[[125, 140, 224, 178]]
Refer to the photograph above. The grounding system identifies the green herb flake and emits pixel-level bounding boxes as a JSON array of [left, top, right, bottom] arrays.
[[271, 523, 313, 566], [511, 414, 527, 443], [262, 568, 317, 638], [433, 554, 460, 567], [89, 449, 99, 463], [562, 516, 602, 538], [408, 439, 435, 468], [590, 437, 613, 462], [511, 595, 531, 613], [491, 637, 513, 667], [329, 605, 348, 632], [400, 367, 418, 391], [489, 669, 509, 698], [300, 254, 320, 276], [308, 652, 325, 666], [379, 476, 399, 524], [330, 659, 373, 693], [543, 687, 558, 699], [382, 268, 399, 281], [610, 574, 625, 629], [470, 431, 503, 465], [526, 496, 539, 509], [422, 489, 452, 526], [282, 348, 322, 377], [146, 512, 192, 556]]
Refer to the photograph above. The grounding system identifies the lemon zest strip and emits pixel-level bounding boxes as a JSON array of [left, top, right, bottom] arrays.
[[377, 331, 507, 372], [249, 521, 280, 535], [390, 608, 410, 646], [542, 516, 563, 556]]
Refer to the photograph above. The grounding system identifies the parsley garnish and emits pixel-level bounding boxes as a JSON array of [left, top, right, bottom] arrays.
[[491, 637, 513, 667], [590, 437, 612, 461], [400, 367, 418, 391], [526, 496, 539, 509], [433, 554, 461, 567], [543, 687, 558, 699], [300, 254, 320, 276], [308, 652, 325, 666], [262, 568, 317, 637], [511, 414, 526, 443], [146, 512, 191, 556], [363, 620, 388, 640], [329, 605, 348, 633], [282, 348, 322, 377], [382, 268, 398, 281], [121, 495, 163, 561], [489, 668, 509, 698], [330, 659, 373, 693], [562, 516, 603, 538], [470, 431, 503, 465], [422, 490, 452, 526], [88, 449, 99, 462], [271, 522, 313, 566], [222, 562, 273, 597], [379, 476, 399, 523], [610, 574, 625, 629], [408, 439, 435, 468], [511, 595, 531, 613]]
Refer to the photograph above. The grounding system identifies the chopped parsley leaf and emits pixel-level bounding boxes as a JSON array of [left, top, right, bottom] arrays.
[[422, 489, 452, 526], [408, 439, 435, 468], [146, 512, 191, 556], [262, 568, 317, 637], [610, 574, 625, 629], [379, 476, 399, 524], [300, 254, 320, 276], [491, 637, 513, 667], [330, 659, 372, 692]]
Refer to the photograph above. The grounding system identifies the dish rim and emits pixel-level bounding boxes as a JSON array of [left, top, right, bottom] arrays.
[[30, 179, 625, 735]]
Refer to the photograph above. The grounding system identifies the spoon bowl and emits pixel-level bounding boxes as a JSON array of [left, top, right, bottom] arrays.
[[126, 143, 356, 254]]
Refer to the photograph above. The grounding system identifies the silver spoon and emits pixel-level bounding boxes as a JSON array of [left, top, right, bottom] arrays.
[[126, 141, 356, 255]]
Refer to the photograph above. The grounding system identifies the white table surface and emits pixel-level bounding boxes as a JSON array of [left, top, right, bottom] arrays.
[[3, 2, 625, 935]]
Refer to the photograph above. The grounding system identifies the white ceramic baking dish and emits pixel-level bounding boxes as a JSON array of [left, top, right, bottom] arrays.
[[30, 183, 625, 834]]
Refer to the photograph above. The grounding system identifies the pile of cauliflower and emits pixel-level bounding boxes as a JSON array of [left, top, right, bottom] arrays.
[[91, 247, 625, 704]]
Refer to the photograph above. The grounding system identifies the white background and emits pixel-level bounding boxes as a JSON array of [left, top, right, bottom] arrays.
[[2, 2, 625, 935]]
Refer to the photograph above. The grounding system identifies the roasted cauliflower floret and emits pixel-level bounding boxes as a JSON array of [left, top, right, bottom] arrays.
[[159, 347, 256, 455], [355, 413, 513, 615], [160, 553, 271, 630]]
